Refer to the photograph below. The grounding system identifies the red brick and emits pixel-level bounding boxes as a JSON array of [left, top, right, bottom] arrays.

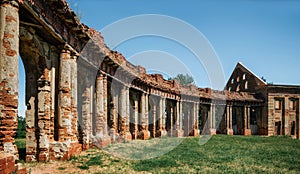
[[17, 167, 27, 174], [0, 163, 6, 171], [0, 158, 6, 165], [6, 156, 14, 162]]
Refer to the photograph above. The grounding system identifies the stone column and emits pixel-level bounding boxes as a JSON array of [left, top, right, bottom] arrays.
[[0, 0, 19, 158], [95, 73, 111, 148], [244, 105, 251, 135], [209, 104, 217, 135], [174, 100, 183, 137], [226, 105, 234, 135], [138, 93, 150, 140]]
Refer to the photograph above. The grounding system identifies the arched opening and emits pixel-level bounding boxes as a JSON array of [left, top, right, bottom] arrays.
[[16, 56, 26, 161], [19, 23, 60, 161]]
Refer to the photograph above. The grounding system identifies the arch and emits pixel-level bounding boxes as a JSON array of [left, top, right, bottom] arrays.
[[19, 24, 60, 161]]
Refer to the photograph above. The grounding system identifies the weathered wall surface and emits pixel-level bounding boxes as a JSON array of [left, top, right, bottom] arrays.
[[0, 0, 19, 159]]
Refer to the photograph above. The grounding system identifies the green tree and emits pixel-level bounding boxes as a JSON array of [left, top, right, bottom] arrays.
[[16, 116, 26, 138], [168, 73, 195, 85]]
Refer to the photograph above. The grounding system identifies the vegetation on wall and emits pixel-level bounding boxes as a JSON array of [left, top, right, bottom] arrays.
[[16, 116, 26, 139], [168, 73, 195, 85]]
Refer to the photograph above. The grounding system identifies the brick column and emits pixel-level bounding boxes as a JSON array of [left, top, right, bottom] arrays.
[[296, 98, 300, 139], [209, 104, 217, 135], [150, 98, 157, 138], [162, 97, 167, 135], [109, 88, 118, 142], [284, 97, 290, 136], [70, 54, 78, 142], [80, 75, 93, 149], [58, 46, 78, 143], [138, 93, 150, 139], [145, 93, 150, 136], [37, 77, 51, 162], [131, 94, 139, 139], [168, 103, 174, 137], [95, 73, 110, 148], [156, 97, 166, 137], [119, 85, 132, 141], [226, 105, 234, 135], [103, 75, 108, 137], [0, 0, 19, 159], [190, 102, 200, 136], [25, 72, 39, 161], [183, 103, 190, 136], [244, 105, 251, 136], [174, 100, 183, 137]]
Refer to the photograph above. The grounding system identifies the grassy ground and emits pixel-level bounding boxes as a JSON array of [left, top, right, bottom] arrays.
[[15, 138, 26, 162], [15, 135, 300, 173]]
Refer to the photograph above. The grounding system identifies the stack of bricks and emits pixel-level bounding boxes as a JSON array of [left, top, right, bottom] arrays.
[[0, 153, 26, 174]]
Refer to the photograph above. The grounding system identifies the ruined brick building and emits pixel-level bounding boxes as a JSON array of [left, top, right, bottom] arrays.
[[226, 62, 300, 138], [0, 0, 299, 169]]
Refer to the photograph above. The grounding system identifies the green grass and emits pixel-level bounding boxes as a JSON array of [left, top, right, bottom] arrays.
[[86, 135, 300, 173], [20, 136, 300, 173], [128, 135, 300, 173], [15, 138, 26, 162]]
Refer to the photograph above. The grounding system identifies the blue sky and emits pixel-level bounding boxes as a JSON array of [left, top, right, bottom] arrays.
[[67, 0, 300, 85], [18, 0, 300, 116]]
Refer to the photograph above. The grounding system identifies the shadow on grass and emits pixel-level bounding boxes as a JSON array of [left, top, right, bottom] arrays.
[[77, 155, 103, 170], [132, 158, 178, 172]]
